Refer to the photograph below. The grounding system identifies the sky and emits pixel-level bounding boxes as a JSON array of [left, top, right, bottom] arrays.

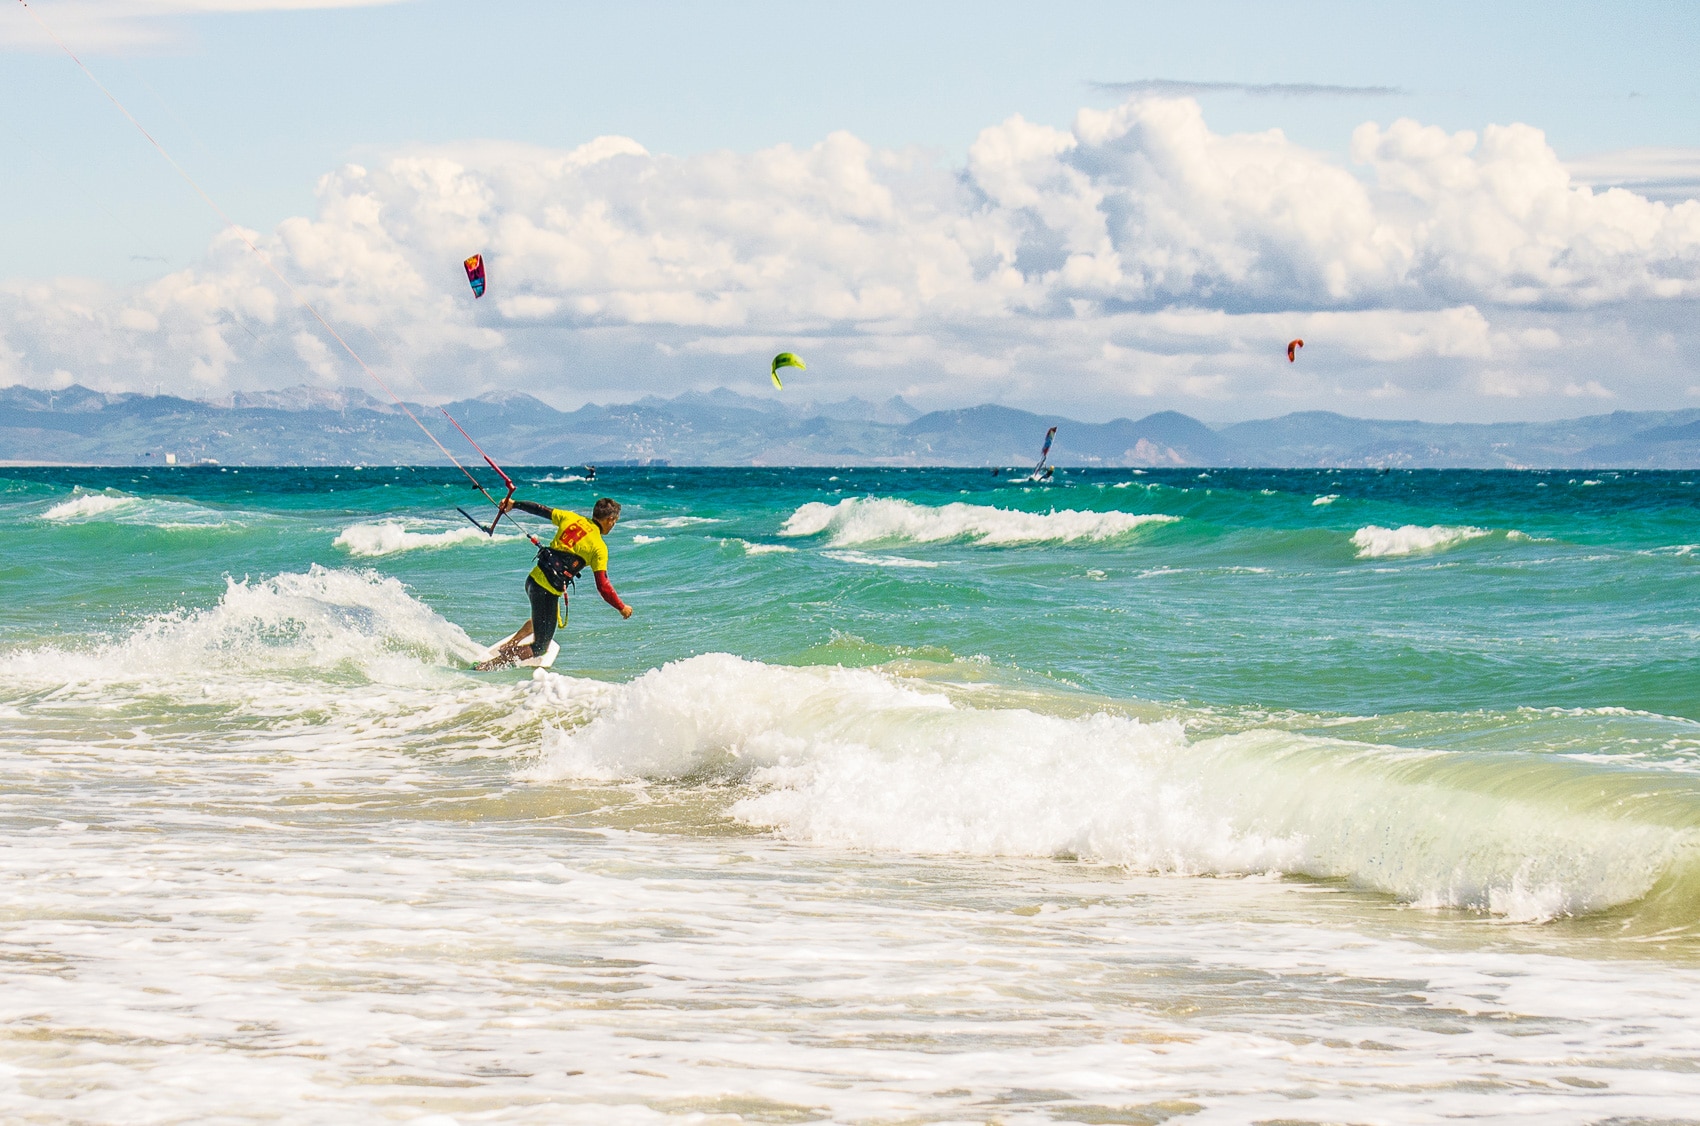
[[2, 0, 1699, 424]]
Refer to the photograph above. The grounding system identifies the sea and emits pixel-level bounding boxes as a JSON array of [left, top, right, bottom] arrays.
[[2, 464, 1699, 1124]]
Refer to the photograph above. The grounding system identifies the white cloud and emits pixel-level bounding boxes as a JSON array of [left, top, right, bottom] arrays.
[[1563, 380, 1616, 399], [1479, 370, 1551, 398], [1567, 147, 1700, 206], [2, 95, 1699, 420]]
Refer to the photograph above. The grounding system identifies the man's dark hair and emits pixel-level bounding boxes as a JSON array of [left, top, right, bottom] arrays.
[[592, 497, 621, 523]]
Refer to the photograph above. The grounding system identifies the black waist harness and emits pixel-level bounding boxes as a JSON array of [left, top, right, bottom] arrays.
[[535, 545, 586, 590]]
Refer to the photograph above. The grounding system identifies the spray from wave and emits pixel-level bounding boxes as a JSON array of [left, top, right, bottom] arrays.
[[527, 654, 1700, 925], [0, 565, 486, 694], [781, 497, 1177, 547]]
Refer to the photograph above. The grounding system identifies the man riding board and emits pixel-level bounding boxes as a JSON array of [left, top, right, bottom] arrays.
[[477, 496, 632, 670]]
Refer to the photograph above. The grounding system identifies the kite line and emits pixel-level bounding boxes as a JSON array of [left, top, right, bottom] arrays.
[[13, 0, 514, 520]]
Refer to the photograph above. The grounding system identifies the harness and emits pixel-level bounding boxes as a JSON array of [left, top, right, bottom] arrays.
[[534, 545, 586, 591]]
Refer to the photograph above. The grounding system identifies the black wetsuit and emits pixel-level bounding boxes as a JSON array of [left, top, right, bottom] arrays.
[[514, 500, 577, 653], [523, 574, 559, 653]]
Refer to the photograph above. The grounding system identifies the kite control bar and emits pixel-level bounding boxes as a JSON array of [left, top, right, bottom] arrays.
[[440, 409, 557, 557], [441, 408, 517, 537]]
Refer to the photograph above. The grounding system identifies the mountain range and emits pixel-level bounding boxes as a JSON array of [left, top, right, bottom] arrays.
[[5, 383, 1700, 469]]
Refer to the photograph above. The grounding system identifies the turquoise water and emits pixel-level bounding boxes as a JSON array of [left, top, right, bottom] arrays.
[[11, 465, 1699, 712], [3, 464, 1700, 1121]]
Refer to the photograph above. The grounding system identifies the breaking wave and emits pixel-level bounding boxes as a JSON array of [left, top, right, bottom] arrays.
[[43, 493, 132, 520], [40, 488, 227, 527], [526, 654, 1700, 925], [1352, 524, 1491, 558], [0, 565, 486, 694], [781, 497, 1178, 547], [333, 521, 508, 556]]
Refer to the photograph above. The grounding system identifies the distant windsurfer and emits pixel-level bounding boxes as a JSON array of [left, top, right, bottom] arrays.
[[477, 496, 632, 670]]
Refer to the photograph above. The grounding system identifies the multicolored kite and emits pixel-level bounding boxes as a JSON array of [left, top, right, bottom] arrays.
[[464, 254, 486, 299]]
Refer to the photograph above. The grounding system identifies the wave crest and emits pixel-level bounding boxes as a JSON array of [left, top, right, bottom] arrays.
[[527, 655, 1699, 924], [43, 493, 133, 520], [1352, 524, 1490, 558], [781, 497, 1177, 547], [0, 565, 485, 692], [40, 489, 226, 528], [334, 521, 505, 557]]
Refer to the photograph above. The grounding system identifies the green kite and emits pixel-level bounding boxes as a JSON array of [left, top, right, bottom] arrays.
[[770, 352, 805, 389]]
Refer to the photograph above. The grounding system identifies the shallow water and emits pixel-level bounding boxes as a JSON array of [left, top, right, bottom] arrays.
[[2, 466, 1698, 1122]]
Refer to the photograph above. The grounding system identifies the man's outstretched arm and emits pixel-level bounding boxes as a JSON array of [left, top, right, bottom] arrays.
[[594, 571, 633, 618]]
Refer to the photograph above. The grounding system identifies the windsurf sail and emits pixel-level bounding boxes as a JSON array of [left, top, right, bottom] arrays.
[[1029, 425, 1058, 479]]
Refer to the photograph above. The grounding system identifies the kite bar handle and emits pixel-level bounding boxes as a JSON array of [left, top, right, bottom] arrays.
[[456, 506, 497, 536], [441, 407, 517, 534]]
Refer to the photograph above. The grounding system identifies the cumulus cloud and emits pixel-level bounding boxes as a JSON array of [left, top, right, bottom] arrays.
[[3, 95, 1699, 419]]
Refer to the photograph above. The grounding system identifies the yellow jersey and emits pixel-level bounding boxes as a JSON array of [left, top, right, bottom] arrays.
[[529, 509, 609, 595]]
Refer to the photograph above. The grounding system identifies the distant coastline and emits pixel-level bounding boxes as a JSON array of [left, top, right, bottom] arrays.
[[5, 382, 1700, 469]]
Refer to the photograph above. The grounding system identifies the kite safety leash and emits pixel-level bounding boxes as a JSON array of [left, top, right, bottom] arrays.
[[15, 0, 508, 517]]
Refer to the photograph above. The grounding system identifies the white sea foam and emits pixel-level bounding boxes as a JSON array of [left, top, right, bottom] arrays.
[[530, 655, 1695, 922], [8, 653, 1700, 1119], [42, 492, 133, 520], [1313, 494, 1339, 506], [533, 473, 589, 483], [648, 515, 721, 528], [730, 539, 797, 556], [631, 534, 665, 545], [0, 565, 486, 694], [781, 497, 1177, 547], [333, 521, 502, 556], [40, 489, 226, 527], [822, 550, 941, 569], [1351, 524, 1490, 558]]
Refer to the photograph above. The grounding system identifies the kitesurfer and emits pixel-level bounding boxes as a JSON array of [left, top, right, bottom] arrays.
[[478, 496, 632, 670]]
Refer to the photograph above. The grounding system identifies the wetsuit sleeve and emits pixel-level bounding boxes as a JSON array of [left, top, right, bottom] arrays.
[[513, 500, 554, 519], [593, 570, 627, 612]]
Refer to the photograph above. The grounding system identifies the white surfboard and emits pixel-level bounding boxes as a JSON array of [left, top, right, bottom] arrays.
[[476, 631, 559, 671]]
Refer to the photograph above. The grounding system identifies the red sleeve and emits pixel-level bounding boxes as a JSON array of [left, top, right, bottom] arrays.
[[593, 570, 626, 612]]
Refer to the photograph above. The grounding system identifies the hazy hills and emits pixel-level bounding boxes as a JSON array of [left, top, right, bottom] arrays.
[[5, 383, 1700, 469]]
